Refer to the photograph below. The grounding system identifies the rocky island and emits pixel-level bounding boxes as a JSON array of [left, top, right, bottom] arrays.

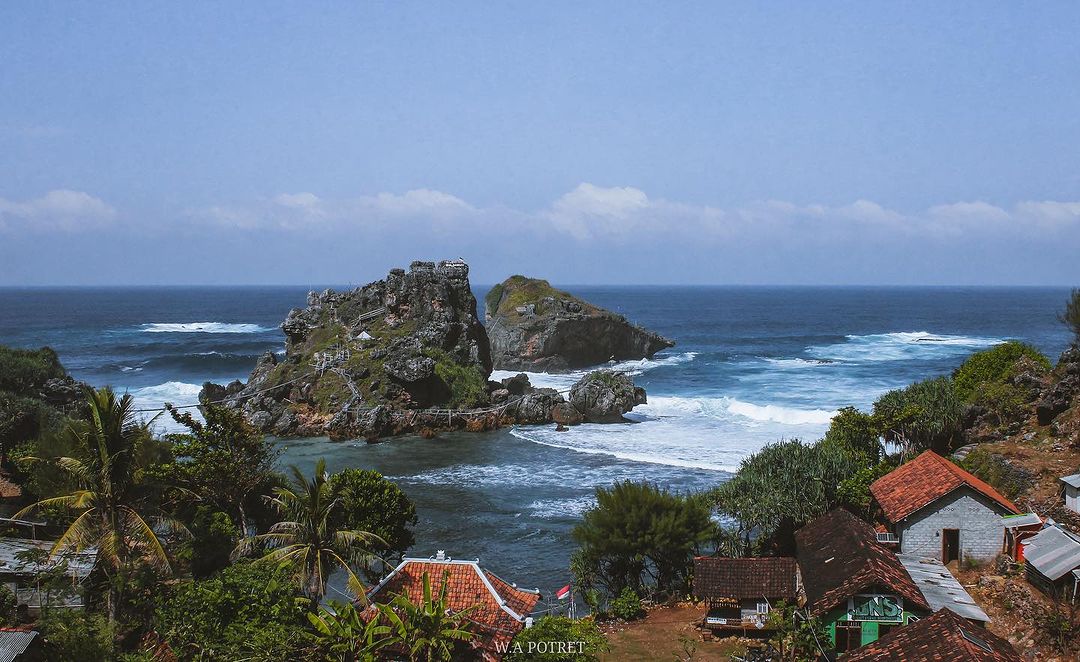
[[203, 261, 649, 440], [485, 275, 674, 372]]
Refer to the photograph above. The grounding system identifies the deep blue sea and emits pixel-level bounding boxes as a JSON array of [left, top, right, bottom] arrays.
[[0, 286, 1072, 599]]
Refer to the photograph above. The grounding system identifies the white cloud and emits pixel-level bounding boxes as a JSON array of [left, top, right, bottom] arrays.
[[366, 189, 473, 217], [0, 189, 115, 232]]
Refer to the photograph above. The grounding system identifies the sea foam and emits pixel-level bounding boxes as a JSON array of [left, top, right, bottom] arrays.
[[140, 322, 272, 334]]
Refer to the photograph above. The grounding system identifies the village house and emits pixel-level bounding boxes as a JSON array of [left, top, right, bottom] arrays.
[[843, 607, 1021, 662], [0, 536, 96, 613], [363, 551, 540, 662], [795, 509, 930, 654], [692, 556, 800, 634], [1020, 524, 1080, 601], [999, 512, 1043, 562], [1061, 472, 1080, 514], [870, 451, 1020, 564]]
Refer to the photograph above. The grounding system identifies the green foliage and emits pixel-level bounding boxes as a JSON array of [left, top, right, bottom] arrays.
[[1059, 287, 1080, 345], [970, 380, 1031, 425], [36, 609, 117, 662], [377, 570, 477, 662], [872, 376, 963, 454], [234, 459, 385, 605], [961, 447, 1034, 500], [505, 616, 609, 662], [766, 601, 827, 661], [953, 341, 1050, 401], [712, 439, 862, 555], [307, 599, 399, 662], [0, 345, 66, 394], [837, 460, 896, 518], [609, 587, 644, 621], [822, 406, 882, 463], [571, 481, 714, 597], [327, 468, 418, 573], [155, 561, 311, 661], [0, 584, 15, 626], [488, 276, 575, 317], [16, 386, 185, 624], [182, 508, 238, 578], [426, 349, 488, 408], [159, 403, 279, 534]]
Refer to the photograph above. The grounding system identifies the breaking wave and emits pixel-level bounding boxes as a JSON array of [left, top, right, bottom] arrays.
[[140, 322, 273, 334]]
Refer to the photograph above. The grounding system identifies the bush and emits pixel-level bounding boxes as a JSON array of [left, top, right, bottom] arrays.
[[36, 609, 116, 662], [326, 468, 418, 575], [953, 341, 1050, 402], [0, 345, 66, 395], [609, 587, 644, 621], [837, 460, 896, 517], [0, 585, 15, 626], [872, 376, 963, 454], [1059, 288, 1080, 346], [822, 406, 882, 463], [426, 349, 488, 408], [572, 481, 714, 597], [154, 562, 311, 661], [505, 616, 609, 661], [969, 380, 1031, 425]]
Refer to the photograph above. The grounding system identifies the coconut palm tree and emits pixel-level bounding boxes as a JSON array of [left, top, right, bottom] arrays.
[[16, 386, 183, 623], [234, 458, 384, 607]]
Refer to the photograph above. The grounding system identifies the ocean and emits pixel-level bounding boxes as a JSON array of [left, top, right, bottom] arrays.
[[0, 285, 1072, 603]]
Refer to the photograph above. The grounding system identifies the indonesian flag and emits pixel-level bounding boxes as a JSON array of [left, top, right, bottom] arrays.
[[556, 584, 571, 600]]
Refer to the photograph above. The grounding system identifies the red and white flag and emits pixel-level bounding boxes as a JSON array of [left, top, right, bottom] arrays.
[[555, 584, 571, 600]]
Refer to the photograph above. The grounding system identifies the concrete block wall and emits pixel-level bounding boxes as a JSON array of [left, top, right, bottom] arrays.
[[897, 487, 1008, 562]]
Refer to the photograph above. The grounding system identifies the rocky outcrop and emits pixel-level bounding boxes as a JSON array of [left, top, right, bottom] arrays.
[[205, 261, 649, 440], [484, 276, 674, 372], [1037, 346, 1080, 425], [568, 370, 647, 423]]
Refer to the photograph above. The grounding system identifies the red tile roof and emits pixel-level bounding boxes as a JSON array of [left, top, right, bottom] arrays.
[[870, 451, 1019, 524], [795, 509, 928, 616], [693, 557, 798, 601], [844, 607, 1021, 661], [364, 557, 540, 661]]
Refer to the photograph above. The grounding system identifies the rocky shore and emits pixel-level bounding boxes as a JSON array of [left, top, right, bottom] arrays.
[[201, 261, 651, 440]]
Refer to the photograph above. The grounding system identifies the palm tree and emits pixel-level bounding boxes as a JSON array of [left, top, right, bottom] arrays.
[[234, 458, 384, 607], [378, 570, 477, 662], [16, 386, 183, 623]]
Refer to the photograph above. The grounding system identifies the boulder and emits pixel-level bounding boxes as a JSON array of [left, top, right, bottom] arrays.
[[385, 356, 436, 384], [568, 370, 647, 423], [551, 401, 584, 426], [485, 275, 674, 372]]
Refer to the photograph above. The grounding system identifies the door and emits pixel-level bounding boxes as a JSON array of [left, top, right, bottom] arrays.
[[942, 528, 960, 565]]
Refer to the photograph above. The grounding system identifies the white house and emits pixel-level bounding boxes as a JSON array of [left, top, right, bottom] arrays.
[[1061, 473, 1080, 514]]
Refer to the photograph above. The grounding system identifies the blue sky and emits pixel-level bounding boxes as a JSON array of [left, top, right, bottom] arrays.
[[1, 2, 1078, 285]]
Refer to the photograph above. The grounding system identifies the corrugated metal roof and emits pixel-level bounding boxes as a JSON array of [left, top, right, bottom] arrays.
[[1001, 513, 1042, 528], [897, 554, 991, 623], [0, 629, 37, 662], [0, 537, 96, 580], [1060, 473, 1080, 489], [1022, 526, 1080, 581]]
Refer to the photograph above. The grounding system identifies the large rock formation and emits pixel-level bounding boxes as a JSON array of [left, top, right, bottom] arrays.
[[484, 276, 674, 372], [207, 261, 651, 440]]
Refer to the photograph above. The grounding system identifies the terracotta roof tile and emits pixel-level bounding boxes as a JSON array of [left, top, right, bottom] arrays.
[[795, 509, 928, 616], [693, 557, 798, 600], [870, 451, 1019, 524], [364, 558, 540, 660], [845, 607, 1021, 661]]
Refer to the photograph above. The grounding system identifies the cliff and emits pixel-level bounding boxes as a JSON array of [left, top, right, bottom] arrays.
[[208, 261, 649, 439], [484, 276, 674, 372]]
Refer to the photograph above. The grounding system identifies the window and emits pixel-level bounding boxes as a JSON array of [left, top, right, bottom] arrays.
[[756, 601, 770, 615], [877, 623, 898, 640], [835, 621, 863, 652]]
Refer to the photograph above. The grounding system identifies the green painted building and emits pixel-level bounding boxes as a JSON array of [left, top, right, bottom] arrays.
[[795, 510, 931, 655]]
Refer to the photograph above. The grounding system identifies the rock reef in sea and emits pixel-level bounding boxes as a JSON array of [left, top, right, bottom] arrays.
[[202, 260, 650, 440], [485, 275, 674, 372]]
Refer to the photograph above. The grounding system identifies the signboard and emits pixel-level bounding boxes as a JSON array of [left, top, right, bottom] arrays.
[[710, 597, 739, 608], [848, 594, 903, 622]]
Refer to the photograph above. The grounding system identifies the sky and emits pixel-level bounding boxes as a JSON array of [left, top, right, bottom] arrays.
[[1, 2, 1078, 286]]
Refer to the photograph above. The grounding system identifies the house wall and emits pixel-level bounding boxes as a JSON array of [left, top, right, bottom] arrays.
[[1066, 484, 1078, 513], [897, 487, 1009, 562], [822, 604, 924, 650]]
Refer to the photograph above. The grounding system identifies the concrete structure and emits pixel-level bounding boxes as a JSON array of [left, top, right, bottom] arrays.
[[1061, 473, 1080, 514], [871, 451, 1019, 564]]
